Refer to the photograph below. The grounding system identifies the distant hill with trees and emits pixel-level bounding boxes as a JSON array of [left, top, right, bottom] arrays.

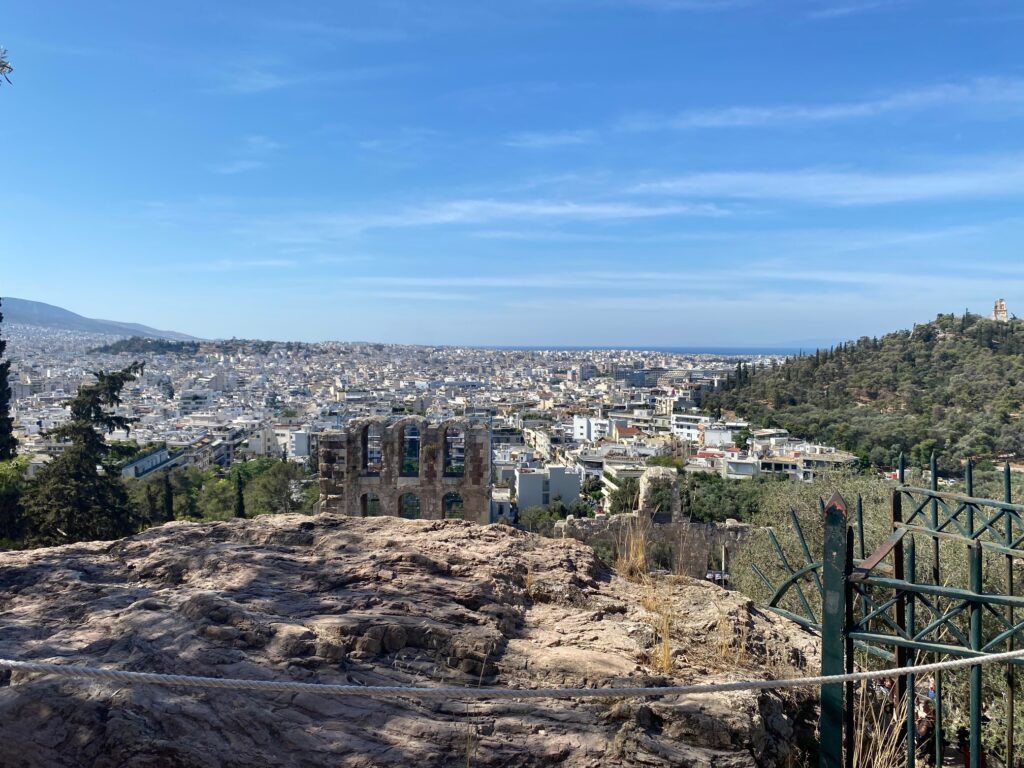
[[704, 312, 1024, 471], [91, 337, 202, 356], [91, 336, 286, 356]]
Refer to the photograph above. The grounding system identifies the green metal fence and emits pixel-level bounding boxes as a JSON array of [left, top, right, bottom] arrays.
[[758, 455, 1024, 768]]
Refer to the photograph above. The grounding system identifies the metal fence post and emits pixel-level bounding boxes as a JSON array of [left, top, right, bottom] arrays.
[[844, 527, 855, 768], [1006, 462, 1015, 768], [930, 451, 944, 768], [820, 492, 848, 768], [906, 535, 917, 768], [970, 540, 983, 768]]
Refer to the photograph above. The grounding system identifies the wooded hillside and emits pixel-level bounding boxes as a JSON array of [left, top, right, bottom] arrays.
[[704, 313, 1024, 470]]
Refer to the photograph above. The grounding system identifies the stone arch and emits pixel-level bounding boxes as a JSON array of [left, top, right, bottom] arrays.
[[387, 417, 426, 479], [360, 492, 381, 517], [442, 422, 467, 477], [399, 493, 421, 519], [443, 492, 465, 519], [361, 421, 383, 476], [399, 423, 421, 477]]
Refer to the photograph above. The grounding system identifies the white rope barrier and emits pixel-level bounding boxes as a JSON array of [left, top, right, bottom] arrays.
[[2, 647, 1024, 700]]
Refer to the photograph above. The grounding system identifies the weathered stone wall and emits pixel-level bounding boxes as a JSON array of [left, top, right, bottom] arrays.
[[638, 467, 680, 520], [555, 513, 750, 579], [317, 418, 491, 523]]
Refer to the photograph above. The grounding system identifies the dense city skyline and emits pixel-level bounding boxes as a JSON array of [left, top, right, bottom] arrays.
[[4, 1, 1024, 344]]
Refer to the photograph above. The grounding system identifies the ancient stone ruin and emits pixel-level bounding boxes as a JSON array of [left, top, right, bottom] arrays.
[[316, 417, 491, 523], [638, 466, 681, 521]]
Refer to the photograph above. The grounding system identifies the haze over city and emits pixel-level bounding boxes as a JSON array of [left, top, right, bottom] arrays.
[[4, 0, 1024, 345]]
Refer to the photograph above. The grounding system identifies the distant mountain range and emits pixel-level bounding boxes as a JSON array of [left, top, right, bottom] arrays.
[[1, 297, 197, 341]]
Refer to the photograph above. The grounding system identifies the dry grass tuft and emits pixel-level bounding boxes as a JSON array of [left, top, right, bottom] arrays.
[[640, 584, 661, 613], [654, 610, 672, 674], [714, 606, 750, 667], [639, 583, 674, 674], [464, 726, 478, 767], [615, 517, 650, 583], [850, 678, 907, 768]]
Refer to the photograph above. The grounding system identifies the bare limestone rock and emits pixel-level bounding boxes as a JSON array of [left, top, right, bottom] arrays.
[[0, 514, 819, 767]]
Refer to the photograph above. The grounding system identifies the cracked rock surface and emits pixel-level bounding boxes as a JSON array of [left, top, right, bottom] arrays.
[[0, 514, 819, 767]]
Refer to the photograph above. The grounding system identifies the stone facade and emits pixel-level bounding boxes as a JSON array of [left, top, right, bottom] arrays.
[[317, 417, 491, 523]]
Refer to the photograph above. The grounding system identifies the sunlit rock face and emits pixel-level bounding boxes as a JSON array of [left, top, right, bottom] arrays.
[[0, 514, 818, 767]]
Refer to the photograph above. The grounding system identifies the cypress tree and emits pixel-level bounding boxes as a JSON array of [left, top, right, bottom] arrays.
[[234, 473, 246, 518], [163, 471, 174, 522], [0, 298, 17, 461], [145, 482, 160, 524]]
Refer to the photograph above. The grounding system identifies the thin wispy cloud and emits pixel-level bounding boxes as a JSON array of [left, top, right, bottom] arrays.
[[504, 130, 595, 149], [603, 0, 752, 10], [631, 156, 1024, 206], [617, 77, 1024, 130], [368, 290, 479, 302], [806, 0, 903, 20], [357, 128, 441, 156], [469, 229, 624, 242], [140, 258, 298, 273], [264, 198, 729, 241], [214, 159, 266, 175], [211, 62, 402, 95], [386, 198, 727, 225], [212, 134, 280, 175], [341, 265, 1024, 299], [257, 19, 408, 43]]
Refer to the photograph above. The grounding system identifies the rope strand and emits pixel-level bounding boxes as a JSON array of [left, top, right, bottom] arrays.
[[2, 647, 1023, 700]]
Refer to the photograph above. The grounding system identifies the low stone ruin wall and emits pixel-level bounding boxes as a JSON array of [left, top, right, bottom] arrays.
[[555, 513, 751, 580]]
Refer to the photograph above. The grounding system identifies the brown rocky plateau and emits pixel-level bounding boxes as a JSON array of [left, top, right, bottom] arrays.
[[0, 514, 820, 767]]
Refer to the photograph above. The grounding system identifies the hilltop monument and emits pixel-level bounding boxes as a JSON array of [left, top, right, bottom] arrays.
[[994, 298, 1009, 323]]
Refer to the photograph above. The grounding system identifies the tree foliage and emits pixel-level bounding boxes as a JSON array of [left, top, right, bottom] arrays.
[[682, 472, 767, 523], [0, 47, 11, 85], [91, 337, 200, 356], [243, 460, 306, 517], [645, 478, 676, 515], [608, 477, 640, 515], [0, 455, 29, 543], [518, 504, 564, 536], [0, 297, 17, 461], [22, 363, 144, 545], [705, 313, 1024, 470], [234, 473, 246, 518]]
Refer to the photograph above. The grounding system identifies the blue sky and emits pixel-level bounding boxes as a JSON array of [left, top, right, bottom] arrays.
[[3, 0, 1024, 346]]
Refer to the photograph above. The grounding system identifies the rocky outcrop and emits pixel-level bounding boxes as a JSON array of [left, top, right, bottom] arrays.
[[0, 514, 819, 767]]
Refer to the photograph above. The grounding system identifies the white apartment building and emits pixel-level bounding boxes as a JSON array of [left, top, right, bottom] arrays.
[[241, 425, 278, 456], [289, 429, 311, 458], [671, 412, 713, 441], [703, 425, 737, 448], [515, 465, 582, 509], [572, 416, 610, 443], [178, 388, 215, 415]]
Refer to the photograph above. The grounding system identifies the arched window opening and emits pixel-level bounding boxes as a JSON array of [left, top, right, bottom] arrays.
[[400, 424, 420, 477], [360, 492, 381, 517], [399, 493, 421, 519], [443, 426, 466, 477], [443, 492, 465, 520], [362, 423, 382, 476]]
